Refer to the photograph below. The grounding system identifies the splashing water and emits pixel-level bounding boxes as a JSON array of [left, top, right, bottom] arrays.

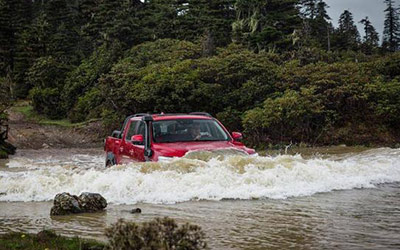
[[1, 148, 399, 204]]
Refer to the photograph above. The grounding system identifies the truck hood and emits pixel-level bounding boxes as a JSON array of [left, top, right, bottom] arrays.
[[152, 141, 255, 159]]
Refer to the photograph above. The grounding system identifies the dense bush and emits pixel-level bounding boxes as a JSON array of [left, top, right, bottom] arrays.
[[14, 36, 400, 147], [63, 43, 123, 122], [0, 77, 15, 158], [243, 54, 400, 146], [96, 41, 278, 131], [26, 56, 72, 118], [106, 217, 207, 250], [29, 87, 65, 119], [57, 39, 397, 146]]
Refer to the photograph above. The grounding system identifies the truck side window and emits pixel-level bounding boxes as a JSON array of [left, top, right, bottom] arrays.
[[125, 121, 139, 141], [136, 121, 145, 137]]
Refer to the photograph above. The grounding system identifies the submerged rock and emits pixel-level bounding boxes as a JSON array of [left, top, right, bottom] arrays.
[[50, 193, 82, 216], [50, 192, 107, 216], [130, 208, 142, 214], [79, 192, 107, 212]]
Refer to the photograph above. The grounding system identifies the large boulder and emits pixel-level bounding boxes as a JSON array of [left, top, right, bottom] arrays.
[[50, 192, 107, 216], [78, 192, 107, 212]]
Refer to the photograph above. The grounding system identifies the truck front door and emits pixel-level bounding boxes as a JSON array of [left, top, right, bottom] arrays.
[[120, 120, 146, 163]]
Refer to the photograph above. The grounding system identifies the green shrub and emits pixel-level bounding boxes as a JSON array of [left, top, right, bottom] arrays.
[[26, 56, 71, 118], [29, 87, 65, 119], [63, 43, 123, 114], [106, 217, 207, 250], [69, 88, 103, 123], [243, 88, 325, 145]]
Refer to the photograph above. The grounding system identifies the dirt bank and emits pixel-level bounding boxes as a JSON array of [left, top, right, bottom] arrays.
[[7, 108, 105, 149]]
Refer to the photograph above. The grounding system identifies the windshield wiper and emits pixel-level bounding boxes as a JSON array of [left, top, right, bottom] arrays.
[[197, 139, 223, 141]]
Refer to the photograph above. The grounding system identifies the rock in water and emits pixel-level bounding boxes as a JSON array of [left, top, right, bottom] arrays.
[[79, 192, 107, 212], [130, 208, 142, 214], [50, 192, 82, 216], [50, 192, 107, 216]]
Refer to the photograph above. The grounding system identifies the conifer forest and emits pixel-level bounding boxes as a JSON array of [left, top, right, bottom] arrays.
[[1, 0, 400, 148]]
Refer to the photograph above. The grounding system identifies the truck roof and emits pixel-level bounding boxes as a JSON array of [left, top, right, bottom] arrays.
[[129, 113, 214, 122]]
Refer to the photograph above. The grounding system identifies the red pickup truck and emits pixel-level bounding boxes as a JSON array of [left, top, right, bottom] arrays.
[[104, 113, 256, 165]]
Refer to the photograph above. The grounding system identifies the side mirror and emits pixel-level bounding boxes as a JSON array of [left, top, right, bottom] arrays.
[[131, 134, 144, 144], [232, 132, 243, 141], [112, 130, 121, 138]]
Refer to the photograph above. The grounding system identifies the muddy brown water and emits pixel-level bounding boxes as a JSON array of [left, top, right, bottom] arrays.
[[1, 147, 400, 249]]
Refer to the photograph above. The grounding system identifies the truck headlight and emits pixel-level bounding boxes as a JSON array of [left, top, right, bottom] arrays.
[[158, 156, 174, 162]]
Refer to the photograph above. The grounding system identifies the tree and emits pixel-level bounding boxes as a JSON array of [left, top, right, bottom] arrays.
[[360, 17, 379, 54], [0, 0, 33, 97], [314, 0, 331, 50], [332, 10, 360, 51], [176, 0, 236, 47], [233, 0, 302, 52], [82, 0, 143, 49], [382, 0, 400, 52], [298, 0, 332, 50], [45, 0, 81, 65], [0, 1, 32, 74], [27, 56, 72, 118], [300, 0, 317, 19], [13, 10, 50, 98], [0, 0, 14, 77]]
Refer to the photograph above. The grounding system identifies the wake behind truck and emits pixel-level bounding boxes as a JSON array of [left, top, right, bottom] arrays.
[[104, 113, 256, 166]]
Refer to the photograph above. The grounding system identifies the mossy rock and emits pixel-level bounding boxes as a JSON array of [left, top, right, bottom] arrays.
[[0, 140, 16, 159]]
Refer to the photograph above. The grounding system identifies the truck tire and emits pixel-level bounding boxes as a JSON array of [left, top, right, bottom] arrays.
[[105, 152, 116, 168]]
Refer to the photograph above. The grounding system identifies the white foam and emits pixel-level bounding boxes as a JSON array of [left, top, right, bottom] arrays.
[[0, 148, 399, 204]]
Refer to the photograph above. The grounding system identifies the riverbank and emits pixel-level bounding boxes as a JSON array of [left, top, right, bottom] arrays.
[[7, 102, 104, 150], [6, 102, 399, 153], [0, 230, 104, 250]]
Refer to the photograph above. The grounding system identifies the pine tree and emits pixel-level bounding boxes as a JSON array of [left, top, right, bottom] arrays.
[[233, 0, 302, 52], [313, 0, 331, 50], [300, 0, 317, 19], [45, 0, 81, 65], [360, 16, 379, 54], [0, 0, 13, 77], [81, 0, 144, 49], [176, 0, 236, 47], [382, 0, 400, 52], [333, 10, 360, 51], [0, 0, 33, 97]]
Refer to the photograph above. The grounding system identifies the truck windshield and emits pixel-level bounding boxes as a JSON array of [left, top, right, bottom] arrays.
[[152, 119, 230, 143]]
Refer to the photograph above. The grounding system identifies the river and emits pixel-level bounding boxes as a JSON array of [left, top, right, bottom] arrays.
[[1, 147, 399, 249]]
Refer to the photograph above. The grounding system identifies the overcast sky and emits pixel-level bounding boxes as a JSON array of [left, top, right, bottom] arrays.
[[324, 0, 395, 42]]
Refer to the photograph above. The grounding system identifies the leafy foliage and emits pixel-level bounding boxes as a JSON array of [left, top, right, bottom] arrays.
[[27, 56, 72, 118], [243, 54, 400, 146], [1, 0, 400, 147], [233, 0, 302, 51], [105, 217, 207, 250]]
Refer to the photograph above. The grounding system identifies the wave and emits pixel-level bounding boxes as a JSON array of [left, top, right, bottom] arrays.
[[1, 148, 399, 204]]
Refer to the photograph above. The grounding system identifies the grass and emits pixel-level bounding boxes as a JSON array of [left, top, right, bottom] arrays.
[[0, 230, 105, 250], [11, 102, 95, 128]]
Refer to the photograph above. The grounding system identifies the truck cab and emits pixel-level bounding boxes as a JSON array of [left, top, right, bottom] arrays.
[[104, 113, 256, 166]]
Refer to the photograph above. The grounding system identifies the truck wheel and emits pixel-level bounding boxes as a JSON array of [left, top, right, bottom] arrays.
[[105, 153, 116, 168], [105, 160, 113, 168]]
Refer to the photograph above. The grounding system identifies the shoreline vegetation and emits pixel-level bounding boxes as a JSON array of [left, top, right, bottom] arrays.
[[1, 0, 400, 157], [0, 231, 105, 250], [0, 217, 208, 250], [3, 101, 399, 156]]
